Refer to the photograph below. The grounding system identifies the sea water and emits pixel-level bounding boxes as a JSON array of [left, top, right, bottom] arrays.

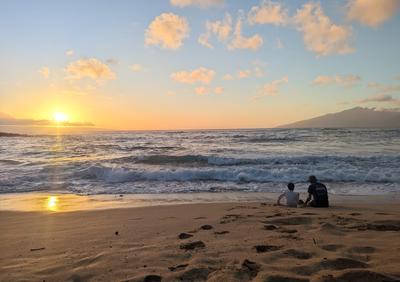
[[0, 128, 399, 195]]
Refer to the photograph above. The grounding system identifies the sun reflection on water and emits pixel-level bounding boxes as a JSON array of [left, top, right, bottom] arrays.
[[46, 196, 59, 211]]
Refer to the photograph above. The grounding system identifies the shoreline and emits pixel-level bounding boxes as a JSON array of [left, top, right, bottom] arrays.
[[1, 191, 400, 213]]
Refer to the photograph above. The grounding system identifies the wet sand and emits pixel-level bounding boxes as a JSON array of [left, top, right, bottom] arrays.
[[1, 193, 400, 281]]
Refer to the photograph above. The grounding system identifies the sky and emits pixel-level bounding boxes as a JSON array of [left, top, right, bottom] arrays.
[[0, 0, 399, 131]]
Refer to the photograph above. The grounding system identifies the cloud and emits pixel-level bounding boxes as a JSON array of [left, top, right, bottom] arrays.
[[214, 86, 224, 94], [130, 64, 143, 72], [347, 0, 400, 27], [145, 13, 189, 50], [65, 58, 116, 80], [253, 75, 289, 99], [198, 13, 232, 48], [195, 86, 208, 95], [228, 14, 263, 50], [294, 2, 353, 56], [312, 74, 361, 87], [359, 94, 400, 105], [0, 116, 94, 127], [199, 12, 262, 51], [223, 74, 234, 81], [66, 49, 74, 56], [171, 67, 215, 84], [38, 67, 50, 79], [248, 0, 288, 26], [170, 0, 224, 8], [238, 69, 251, 79], [368, 82, 400, 94]]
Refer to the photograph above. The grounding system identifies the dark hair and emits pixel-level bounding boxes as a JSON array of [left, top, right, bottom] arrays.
[[308, 175, 317, 183], [287, 182, 295, 191]]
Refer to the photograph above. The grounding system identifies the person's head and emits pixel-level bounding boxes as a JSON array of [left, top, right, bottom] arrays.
[[287, 182, 295, 191], [308, 175, 317, 184]]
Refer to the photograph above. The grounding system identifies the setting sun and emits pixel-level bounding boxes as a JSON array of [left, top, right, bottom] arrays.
[[53, 112, 69, 123]]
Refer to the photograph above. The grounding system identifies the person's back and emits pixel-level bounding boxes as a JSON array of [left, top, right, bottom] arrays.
[[307, 177, 329, 207], [284, 190, 299, 207], [277, 183, 299, 207]]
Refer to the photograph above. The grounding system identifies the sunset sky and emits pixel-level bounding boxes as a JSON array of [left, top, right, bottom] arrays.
[[0, 0, 399, 130]]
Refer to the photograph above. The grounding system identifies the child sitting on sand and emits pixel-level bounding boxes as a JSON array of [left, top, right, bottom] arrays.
[[277, 183, 300, 207]]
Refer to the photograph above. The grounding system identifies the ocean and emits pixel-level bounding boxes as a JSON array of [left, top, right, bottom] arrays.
[[0, 128, 399, 195]]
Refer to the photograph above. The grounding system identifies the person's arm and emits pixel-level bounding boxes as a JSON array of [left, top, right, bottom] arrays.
[[277, 193, 285, 206], [304, 193, 312, 205], [305, 185, 313, 205]]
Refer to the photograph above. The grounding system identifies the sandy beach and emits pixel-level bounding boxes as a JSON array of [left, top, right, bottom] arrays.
[[1, 193, 400, 282]]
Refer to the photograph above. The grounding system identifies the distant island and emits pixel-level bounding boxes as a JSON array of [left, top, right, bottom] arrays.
[[0, 132, 29, 137], [278, 107, 400, 128]]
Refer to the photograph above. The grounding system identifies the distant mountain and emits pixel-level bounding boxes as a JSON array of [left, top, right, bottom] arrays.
[[0, 132, 28, 137], [278, 107, 400, 128]]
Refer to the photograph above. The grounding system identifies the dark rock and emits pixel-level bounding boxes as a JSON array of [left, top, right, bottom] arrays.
[[200, 224, 213, 230], [254, 245, 281, 253], [178, 233, 193, 239], [115, 231, 119, 236], [241, 259, 260, 278], [143, 274, 162, 282], [264, 224, 278, 230], [179, 267, 212, 281], [168, 263, 188, 272], [180, 241, 206, 251], [214, 231, 229, 235]]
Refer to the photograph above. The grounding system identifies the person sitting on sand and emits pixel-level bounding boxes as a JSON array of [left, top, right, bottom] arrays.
[[305, 175, 329, 207], [277, 183, 300, 207]]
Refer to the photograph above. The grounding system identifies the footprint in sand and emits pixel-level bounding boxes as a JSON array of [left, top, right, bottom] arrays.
[[264, 216, 313, 226], [180, 241, 206, 251], [317, 270, 399, 282], [282, 249, 313, 260], [264, 275, 309, 282], [292, 257, 368, 276], [143, 275, 162, 282], [178, 267, 213, 281], [320, 244, 345, 252], [347, 246, 376, 254], [168, 263, 189, 272], [178, 233, 193, 239], [254, 245, 281, 253]]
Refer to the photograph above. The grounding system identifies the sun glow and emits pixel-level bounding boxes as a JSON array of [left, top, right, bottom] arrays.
[[46, 196, 59, 211], [53, 112, 69, 123]]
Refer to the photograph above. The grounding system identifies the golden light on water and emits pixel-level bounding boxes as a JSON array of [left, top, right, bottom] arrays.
[[46, 196, 59, 211]]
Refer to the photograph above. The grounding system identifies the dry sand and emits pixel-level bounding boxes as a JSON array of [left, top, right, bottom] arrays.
[[1, 194, 400, 282]]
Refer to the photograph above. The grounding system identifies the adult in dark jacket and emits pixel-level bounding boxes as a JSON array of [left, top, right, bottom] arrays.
[[305, 175, 329, 207]]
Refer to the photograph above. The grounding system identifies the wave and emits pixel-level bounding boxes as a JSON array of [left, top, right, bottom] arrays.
[[110, 154, 400, 167], [78, 162, 400, 184]]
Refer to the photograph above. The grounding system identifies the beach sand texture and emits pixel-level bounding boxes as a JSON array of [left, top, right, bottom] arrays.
[[1, 200, 400, 282]]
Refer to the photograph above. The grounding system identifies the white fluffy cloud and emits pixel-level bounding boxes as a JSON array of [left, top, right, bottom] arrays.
[[294, 2, 353, 56], [65, 58, 116, 80], [253, 76, 288, 99], [170, 0, 223, 8], [199, 13, 263, 51], [198, 13, 232, 48], [171, 67, 215, 84], [38, 67, 50, 79], [145, 13, 189, 50], [313, 74, 361, 87], [347, 0, 400, 27], [248, 0, 288, 26], [228, 15, 263, 50]]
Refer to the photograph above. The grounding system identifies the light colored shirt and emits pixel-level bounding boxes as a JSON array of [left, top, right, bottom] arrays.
[[283, 190, 299, 207]]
